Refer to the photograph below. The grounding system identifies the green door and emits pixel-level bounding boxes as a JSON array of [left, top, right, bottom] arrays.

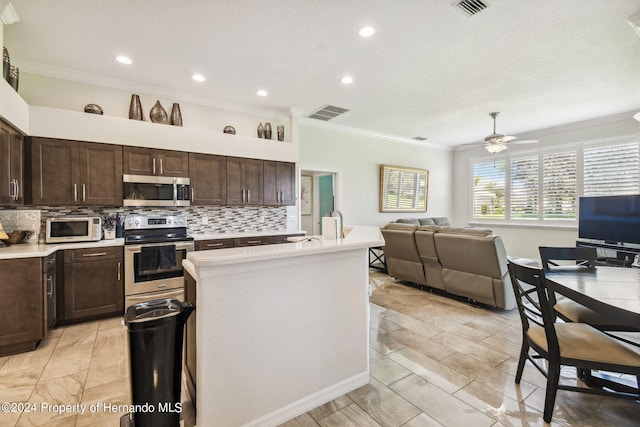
[[318, 175, 334, 234]]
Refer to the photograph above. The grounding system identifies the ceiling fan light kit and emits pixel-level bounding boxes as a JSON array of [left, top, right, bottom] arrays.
[[485, 143, 508, 153]]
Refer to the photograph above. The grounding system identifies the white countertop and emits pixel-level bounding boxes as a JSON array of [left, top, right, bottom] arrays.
[[0, 230, 308, 260], [0, 239, 125, 260], [190, 230, 304, 240], [186, 226, 384, 268]]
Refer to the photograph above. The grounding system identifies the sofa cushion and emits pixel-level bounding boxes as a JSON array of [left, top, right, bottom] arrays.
[[418, 218, 436, 225], [396, 218, 420, 225], [437, 227, 493, 236], [432, 217, 451, 227], [384, 223, 418, 231]]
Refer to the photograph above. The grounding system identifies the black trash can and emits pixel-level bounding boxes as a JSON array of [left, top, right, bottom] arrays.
[[121, 298, 194, 427]]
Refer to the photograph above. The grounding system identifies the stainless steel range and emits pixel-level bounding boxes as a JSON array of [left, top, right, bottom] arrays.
[[123, 215, 193, 309]]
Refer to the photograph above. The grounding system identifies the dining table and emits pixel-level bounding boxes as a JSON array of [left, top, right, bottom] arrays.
[[545, 265, 640, 329]]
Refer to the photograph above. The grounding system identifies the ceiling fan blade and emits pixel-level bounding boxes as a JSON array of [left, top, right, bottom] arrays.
[[512, 139, 539, 144], [502, 135, 517, 142]]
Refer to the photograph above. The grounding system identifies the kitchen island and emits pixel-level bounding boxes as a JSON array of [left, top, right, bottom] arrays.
[[182, 225, 384, 427]]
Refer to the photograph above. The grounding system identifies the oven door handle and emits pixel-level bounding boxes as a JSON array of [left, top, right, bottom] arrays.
[[125, 241, 194, 252]]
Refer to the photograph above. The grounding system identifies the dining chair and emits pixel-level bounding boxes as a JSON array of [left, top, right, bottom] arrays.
[[507, 259, 640, 423], [538, 246, 637, 332], [539, 246, 597, 271]]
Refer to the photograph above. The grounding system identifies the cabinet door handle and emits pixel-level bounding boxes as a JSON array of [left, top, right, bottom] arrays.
[[242, 190, 245, 203], [14, 179, 19, 201], [206, 243, 224, 247], [73, 184, 78, 201], [160, 158, 164, 175], [82, 184, 86, 202], [117, 261, 121, 281], [153, 158, 156, 175], [247, 189, 250, 203], [47, 275, 53, 297], [246, 240, 263, 244], [191, 188, 195, 201], [82, 252, 107, 257], [8, 180, 15, 199]]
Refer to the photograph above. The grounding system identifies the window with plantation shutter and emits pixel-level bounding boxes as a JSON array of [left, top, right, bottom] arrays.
[[472, 160, 505, 219], [543, 151, 576, 220], [510, 156, 538, 219], [583, 142, 640, 196]]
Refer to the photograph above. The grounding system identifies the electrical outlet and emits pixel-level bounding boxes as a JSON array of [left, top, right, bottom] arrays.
[[259, 216, 265, 224], [201, 216, 208, 225]]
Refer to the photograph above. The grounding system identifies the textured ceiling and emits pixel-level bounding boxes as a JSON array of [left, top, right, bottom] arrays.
[[3, 0, 640, 146]]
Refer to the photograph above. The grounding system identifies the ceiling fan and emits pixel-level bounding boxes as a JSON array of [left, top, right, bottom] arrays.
[[466, 112, 538, 153]]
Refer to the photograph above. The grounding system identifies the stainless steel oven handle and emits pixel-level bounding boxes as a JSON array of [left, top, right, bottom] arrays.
[[153, 158, 156, 175], [127, 288, 183, 301], [125, 241, 195, 252]]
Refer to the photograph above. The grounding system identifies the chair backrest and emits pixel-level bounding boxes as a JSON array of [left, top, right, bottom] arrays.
[[539, 246, 597, 272], [507, 259, 560, 358]]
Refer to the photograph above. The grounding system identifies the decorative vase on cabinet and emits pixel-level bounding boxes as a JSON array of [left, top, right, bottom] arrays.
[[8, 66, 18, 92], [264, 122, 272, 139], [129, 94, 143, 120], [257, 122, 265, 138], [277, 125, 285, 141], [149, 100, 168, 124], [170, 103, 183, 126], [2, 47, 9, 81]]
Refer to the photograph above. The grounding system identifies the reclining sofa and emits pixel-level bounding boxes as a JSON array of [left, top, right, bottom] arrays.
[[380, 218, 515, 310]]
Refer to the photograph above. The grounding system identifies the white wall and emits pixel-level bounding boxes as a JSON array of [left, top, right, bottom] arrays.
[[452, 112, 640, 261], [299, 123, 453, 227], [19, 73, 289, 139]]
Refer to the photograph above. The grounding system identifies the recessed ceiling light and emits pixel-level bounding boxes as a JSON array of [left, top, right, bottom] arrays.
[[256, 89, 268, 97], [341, 76, 354, 85], [192, 74, 206, 82], [358, 26, 375, 37], [115, 55, 132, 65]]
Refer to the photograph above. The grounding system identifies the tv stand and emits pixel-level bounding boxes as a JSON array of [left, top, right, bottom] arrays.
[[576, 240, 640, 268]]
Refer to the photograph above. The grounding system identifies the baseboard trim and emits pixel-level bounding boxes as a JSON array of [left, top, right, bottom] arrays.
[[241, 371, 370, 427]]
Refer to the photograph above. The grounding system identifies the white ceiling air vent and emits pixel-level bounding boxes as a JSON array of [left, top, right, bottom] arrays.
[[413, 136, 428, 141], [454, 0, 489, 17], [307, 105, 350, 121]]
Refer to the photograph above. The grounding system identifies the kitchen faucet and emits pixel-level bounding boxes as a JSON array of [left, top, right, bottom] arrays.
[[331, 210, 345, 239]]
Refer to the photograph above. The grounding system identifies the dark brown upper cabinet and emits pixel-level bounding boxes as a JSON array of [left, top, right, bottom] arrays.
[[226, 157, 263, 206], [29, 137, 123, 206], [0, 118, 24, 205], [189, 153, 226, 205], [123, 146, 189, 177], [263, 161, 295, 206]]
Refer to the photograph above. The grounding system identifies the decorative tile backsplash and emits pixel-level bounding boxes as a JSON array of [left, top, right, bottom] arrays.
[[0, 210, 41, 243], [0, 206, 287, 243]]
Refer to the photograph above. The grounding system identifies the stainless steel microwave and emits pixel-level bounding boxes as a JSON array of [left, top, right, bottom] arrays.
[[46, 217, 103, 243], [123, 174, 191, 207]]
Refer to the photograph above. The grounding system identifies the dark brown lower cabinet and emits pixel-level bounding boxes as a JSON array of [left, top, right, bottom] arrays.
[[184, 270, 197, 407], [0, 257, 45, 356], [61, 247, 124, 324], [44, 252, 58, 330]]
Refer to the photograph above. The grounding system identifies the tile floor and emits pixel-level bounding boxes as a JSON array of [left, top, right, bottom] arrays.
[[0, 270, 638, 426]]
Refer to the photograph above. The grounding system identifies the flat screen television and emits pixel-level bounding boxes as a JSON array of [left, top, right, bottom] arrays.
[[579, 195, 640, 245]]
